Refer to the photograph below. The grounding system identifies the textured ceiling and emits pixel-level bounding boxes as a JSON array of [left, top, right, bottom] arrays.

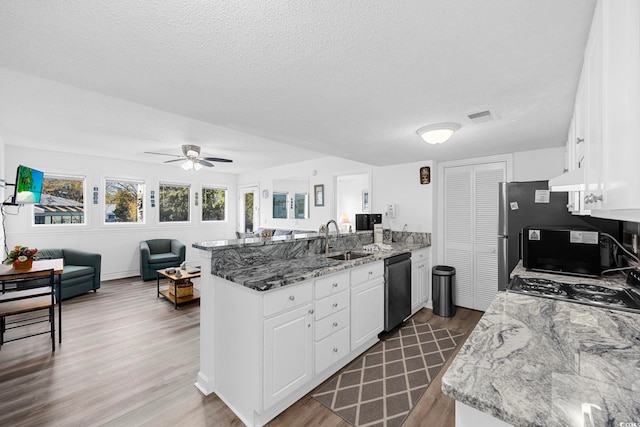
[[0, 1, 596, 173]]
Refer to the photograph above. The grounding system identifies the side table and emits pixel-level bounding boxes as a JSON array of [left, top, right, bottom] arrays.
[[157, 268, 201, 309]]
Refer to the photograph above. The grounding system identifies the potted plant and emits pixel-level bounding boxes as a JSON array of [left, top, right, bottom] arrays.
[[3, 245, 38, 270]]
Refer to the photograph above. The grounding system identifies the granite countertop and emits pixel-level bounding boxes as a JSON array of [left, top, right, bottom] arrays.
[[441, 276, 640, 426], [205, 242, 428, 292]]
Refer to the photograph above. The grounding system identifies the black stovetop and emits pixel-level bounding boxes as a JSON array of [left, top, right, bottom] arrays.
[[507, 275, 640, 314]]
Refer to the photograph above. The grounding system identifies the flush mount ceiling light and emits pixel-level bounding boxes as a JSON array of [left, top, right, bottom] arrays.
[[416, 123, 461, 144]]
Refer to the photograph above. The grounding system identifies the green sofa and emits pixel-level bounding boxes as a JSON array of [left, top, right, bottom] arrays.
[[37, 248, 102, 300], [140, 239, 186, 281]]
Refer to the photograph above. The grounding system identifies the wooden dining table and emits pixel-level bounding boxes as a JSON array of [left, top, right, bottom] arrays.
[[0, 259, 65, 343]]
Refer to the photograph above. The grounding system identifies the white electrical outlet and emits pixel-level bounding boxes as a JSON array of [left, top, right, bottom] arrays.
[[386, 203, 396, 218]]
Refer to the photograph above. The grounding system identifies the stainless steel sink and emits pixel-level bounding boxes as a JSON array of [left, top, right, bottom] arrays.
[[327, 251, 371, 261]]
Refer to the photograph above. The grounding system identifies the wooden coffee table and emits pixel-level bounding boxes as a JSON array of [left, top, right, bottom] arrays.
[[156, 268, 201, 309]]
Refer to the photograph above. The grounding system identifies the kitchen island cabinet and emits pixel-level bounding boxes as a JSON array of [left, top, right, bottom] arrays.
[[198, 259, 386, 427], [193, 231, 430, 426]]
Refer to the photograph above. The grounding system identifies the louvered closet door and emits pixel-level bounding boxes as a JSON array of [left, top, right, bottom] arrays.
[[443, 162, 506, 311], [473, 164, 506, 311], [443, 166, 473, 309]]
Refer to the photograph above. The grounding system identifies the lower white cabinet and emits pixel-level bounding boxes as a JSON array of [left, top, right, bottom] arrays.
[[211, 261, 385, 427], [350, 262, 384, 350], [263, 303, 314, 409], [411, 248, 430, 314]]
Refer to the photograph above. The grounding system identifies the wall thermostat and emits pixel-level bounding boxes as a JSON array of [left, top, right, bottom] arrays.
[[262, 189, 269, 198]]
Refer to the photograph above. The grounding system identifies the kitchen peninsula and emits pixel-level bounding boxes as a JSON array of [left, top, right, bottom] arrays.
[[441, 266, 640, 426], [192, 230, 430, 427]]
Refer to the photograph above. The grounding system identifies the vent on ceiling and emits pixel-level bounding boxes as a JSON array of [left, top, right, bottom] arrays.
[[467, 110, 494, 123]]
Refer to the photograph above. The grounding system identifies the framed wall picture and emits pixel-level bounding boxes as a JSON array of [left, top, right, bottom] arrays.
[[362, 190, 369, 211], [314, 184, 324, 207], [420, 166, 431, 184]]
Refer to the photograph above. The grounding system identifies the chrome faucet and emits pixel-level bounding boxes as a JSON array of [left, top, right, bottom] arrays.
[[325, 219, 340, 254]]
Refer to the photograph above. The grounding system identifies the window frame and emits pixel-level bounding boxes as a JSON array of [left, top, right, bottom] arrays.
[[158, 181, 191, 224], [32, 173, 87, 227], [103, 177, 146, 225], [201, 185, 228, 222]]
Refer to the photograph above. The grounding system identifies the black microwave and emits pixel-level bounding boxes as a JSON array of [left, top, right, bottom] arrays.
[[355, 214, 382, 231], [522, 226, 601, 277]]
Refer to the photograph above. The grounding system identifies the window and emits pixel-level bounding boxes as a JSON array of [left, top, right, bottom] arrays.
[[159, 183, 190, 222], [34, 174, 85, 225], [272, 193, 287, 219], [202, 187, 227, 221], [105, 179, 144, 223]]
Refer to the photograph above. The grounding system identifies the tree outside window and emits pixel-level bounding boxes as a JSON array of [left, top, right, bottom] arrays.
[[159, 183, 190, 222], [202, 187, 227, 221], [34, 174, 85, 225], [105, 179, 144, 223]]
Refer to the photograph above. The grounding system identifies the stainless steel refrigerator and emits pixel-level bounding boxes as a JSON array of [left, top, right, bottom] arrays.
[[498, 181, 620, 290]]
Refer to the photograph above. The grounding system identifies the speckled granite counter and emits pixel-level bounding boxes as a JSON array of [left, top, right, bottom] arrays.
[[193, 231, 431, 291], [442, 269, 640, 426]]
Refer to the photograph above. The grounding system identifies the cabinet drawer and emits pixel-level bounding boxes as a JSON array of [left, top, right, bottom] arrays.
[[315, 308, 349, 341], [263, 281, 313, 317], [315, 326, 350, 374], [350, 261, 383, 285], [315, 290, 349, 320], [412, 248, 430, 265], [315, 272, 349, 300]]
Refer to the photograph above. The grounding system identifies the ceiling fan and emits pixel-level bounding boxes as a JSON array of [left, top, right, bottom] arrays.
[[145, 144, 233, 170]]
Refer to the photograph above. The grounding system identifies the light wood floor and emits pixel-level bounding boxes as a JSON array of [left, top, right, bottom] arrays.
[[0, 277, 483, 427]]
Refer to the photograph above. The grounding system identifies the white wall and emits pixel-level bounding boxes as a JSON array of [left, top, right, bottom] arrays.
[[3, 146, 237, 280], [238, 156, 372, 231], [0, 135, 5, 255], [372, 161, 434, 232], [512, 147, 565, 181], [336, 173, 369, 231]]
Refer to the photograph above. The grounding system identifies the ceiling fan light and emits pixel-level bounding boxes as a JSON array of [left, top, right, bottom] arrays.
[[417, 123, 461, 144], [186, 149, 199, 157], [193, 161, 203, 171], [181, 160, 193, 170]]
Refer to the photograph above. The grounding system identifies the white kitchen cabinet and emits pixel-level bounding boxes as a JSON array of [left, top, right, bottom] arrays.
[[558, 0, 640, 221], [411, 248, 430, 314], [263, 302, 314, 409], [209, 264, 384, 427], [314, 271, 350, 375], [350, 262, 384, 351]]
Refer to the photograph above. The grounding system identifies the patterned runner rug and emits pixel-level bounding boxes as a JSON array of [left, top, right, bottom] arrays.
[[312, 319, 465, 427]]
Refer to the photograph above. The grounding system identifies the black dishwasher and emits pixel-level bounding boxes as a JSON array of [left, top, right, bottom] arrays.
[[383, 252, 412, 332]]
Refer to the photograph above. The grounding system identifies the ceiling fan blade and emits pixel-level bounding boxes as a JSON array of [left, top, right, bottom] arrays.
[[197, 159, 215, 167], [164, 159, 184, 163], [202, 157, 233, 163], [144, 151, 183, 158]]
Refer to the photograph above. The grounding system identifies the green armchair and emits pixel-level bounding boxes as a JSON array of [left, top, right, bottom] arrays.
[[37, 248, 102, 300], [140, 239, 186, 281]]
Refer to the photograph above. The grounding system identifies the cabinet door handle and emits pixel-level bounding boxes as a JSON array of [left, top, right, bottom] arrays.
[[308, 309, 314, 315], [584, 193, 603, 204], [576, 137, 584, 145], [333, 322, 338, 327], [333, 302, 338, 308], [289, 295, 295, 301], [333, 283, 338, 288], [333, 348, 338, 353]]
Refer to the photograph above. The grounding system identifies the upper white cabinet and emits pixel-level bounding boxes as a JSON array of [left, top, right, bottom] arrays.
[[560, 0, 640, 221]]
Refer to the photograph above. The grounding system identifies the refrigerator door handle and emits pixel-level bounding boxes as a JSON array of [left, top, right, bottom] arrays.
[[498, 236, 509, 291], [498, 182, 508, 237]]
